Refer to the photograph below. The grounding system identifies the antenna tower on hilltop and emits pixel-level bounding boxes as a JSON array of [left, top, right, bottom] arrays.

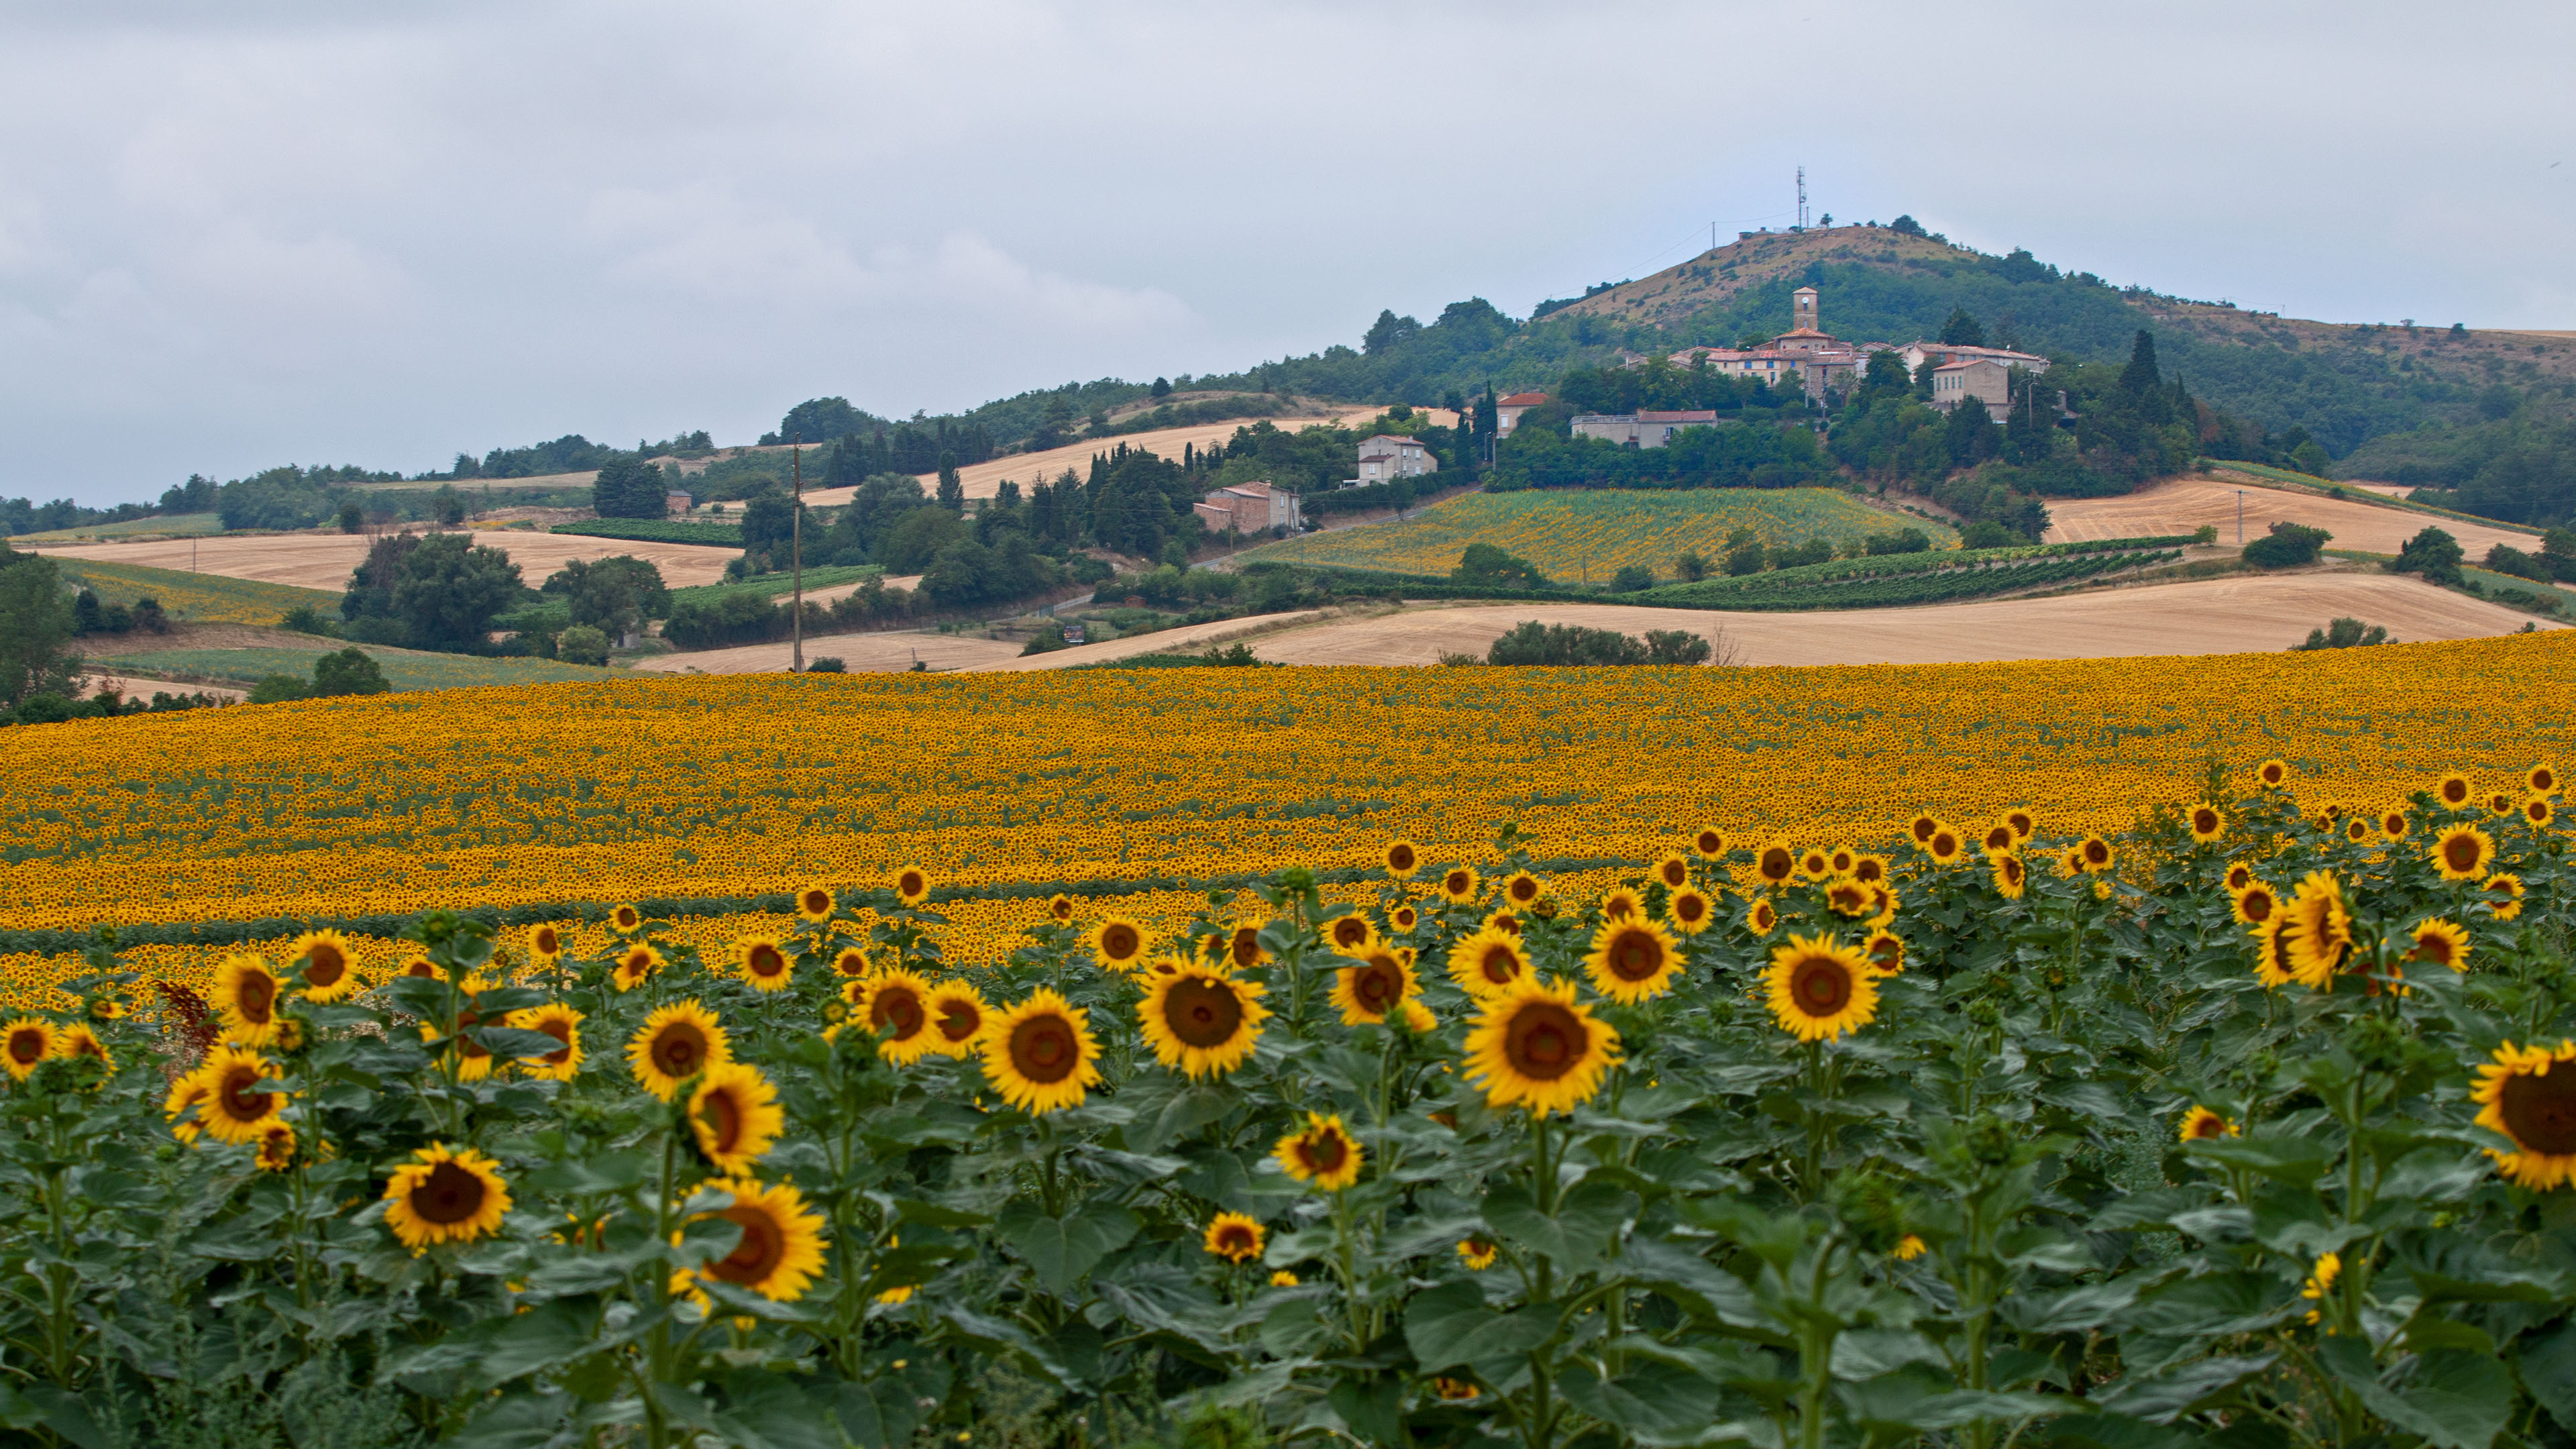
[[1796, 167, 1809, 231]]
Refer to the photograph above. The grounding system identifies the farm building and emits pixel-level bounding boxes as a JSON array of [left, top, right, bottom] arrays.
[[1495, 392, 1550, 437], [1354, 435, 1438, 484], [1570, 409, 1724, 447], [1193, 480, 1304, 534]]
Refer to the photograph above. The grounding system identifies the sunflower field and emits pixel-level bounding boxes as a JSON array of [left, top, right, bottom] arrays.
[[0, 733, 2571, 1448]]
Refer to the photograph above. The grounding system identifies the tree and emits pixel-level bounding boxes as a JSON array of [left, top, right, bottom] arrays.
[[2292, 617, 2389, 650], [740, 491, 800, 564], [338, 500, 365, 533], [1890, 215, 1927, 237], [311, 647, 389, 697], [879, 507, 971, 574], [775, 396, 867, 445], [2390, 525, 2465, 585], [0, 545, 81, 708], [390, 533, 524, 651], [1939, 307, 1986, 347], [555, 625, 610, 666], [248, 674, 310, 704], [1150, 377, 1172, 398], [432, 484, 466, 527], [2118, 329, 2161, 393], [2243, 520, 2331, 568], [1611, 564, 1654, 592], [1675, 550, 1710, 582], [1452, 543, 1548, 591], [592, 457, 667, 520], [544, 555, 668, 640], [1362, 310, 1421, 356], [1642, 629, 1713, 665], [935, 453, 965, 513]]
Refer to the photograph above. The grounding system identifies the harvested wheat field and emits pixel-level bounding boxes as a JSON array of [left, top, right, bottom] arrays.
[[798, 407, 1448, 507], [24, 528, 742, 591], [635, 610, 1330, 675], [2042, 473, 2535, 555], [1235, 572, 2558, 667]]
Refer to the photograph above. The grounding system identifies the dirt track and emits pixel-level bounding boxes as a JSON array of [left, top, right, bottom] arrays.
[[2043, 474, 2534, 557], [631, 610, 1329, 676], [25, 529, 742, 591]]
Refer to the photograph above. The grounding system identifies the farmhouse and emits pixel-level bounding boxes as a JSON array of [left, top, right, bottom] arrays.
[[1355, 434, 1438, 483], [1930, 358, 2013, 417], [1570, 409, 1723, 447], [1193, 479, 1304, 534], [1495, 392, 1549, 437], [1898, 341, 2049, 375]]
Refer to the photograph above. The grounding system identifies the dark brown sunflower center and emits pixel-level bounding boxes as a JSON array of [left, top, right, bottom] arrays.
[[711, 1207, 784, 1283], [1504, 1003, 1585, 1079], [411, 1161, 486, 1225], [652, 1024, 708, 1077], [615, 910, 638, 929], [2536, 769, 2558, 792], [1215, 1225, 1256, 1254], [1870, 938, 1902, 967], [802, 891, 828, 914], [2243, 891, 2274, 922], [405, 960, 437, 978], [1790, 958, 1854, 1016], [1332, 918, 1371, 948], [1051, 899, 1073, 920], [2444, 781, 2469, 802], [702, 1088, 742, 1150], [1445, 871, 1470, 896], [1676, 895, 1707, 922], [898, 872, 926, 898], [936, 1001, 981, 1042], [748, 945, 786, 978], [1350, 961, 1404, 1013], [2416, 932, 2457, 966], [1010, 1016, 1079, 1083], [1389, 845, 1416, 871], [1913, 819, 1936, 842], [1658, 862, 1686, 888], [1101, 924, 1139, 959], [236, 973, 274, 1023], [1479, 945, 1521, 984], [1230, 929, 1261, 967], [1512, 877, 1540, 902], [537, 1018, 574, 1064], [1697, 832, 1721, 854], [2189, 1116, 2227, 1138], [873, 987, 924, 1037], [7, 1030, 43, 1064], [624, 951, 652, 974], [1164, 979, 1243, 1048], [1608, 930, 1664, 981], [1297, 1130, 1349, 1173], [1856, 860, 1883, 883], [304, 946, 346, 987], [2084, 841, 2110, 864], [2499, 1071, 2576, 1155], [2194, 810, 2219, 833], [535, 928, 559, 955], [1760, 849, 1792, 879]]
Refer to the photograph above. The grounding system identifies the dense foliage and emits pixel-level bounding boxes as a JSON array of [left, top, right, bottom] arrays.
[[337, 533, 527, 652], [2337, 399, 2576, 529]]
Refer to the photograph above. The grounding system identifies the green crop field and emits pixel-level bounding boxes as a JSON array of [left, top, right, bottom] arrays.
[[11, 513, 225, 543], [100, 645, 616, 693], [668, 563, 883, 607], [45, 557, 341, 627], [1234, 488, 1957, 583]]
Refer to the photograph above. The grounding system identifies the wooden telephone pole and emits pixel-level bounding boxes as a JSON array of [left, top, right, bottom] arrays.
[[791, 435, 804, 672]]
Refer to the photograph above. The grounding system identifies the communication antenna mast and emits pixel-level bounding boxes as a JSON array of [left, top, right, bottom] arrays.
[[1796, 167, 1808, 231]]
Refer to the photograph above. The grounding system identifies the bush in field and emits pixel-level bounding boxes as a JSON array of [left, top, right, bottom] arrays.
[[2243, 519, 2331, 568]]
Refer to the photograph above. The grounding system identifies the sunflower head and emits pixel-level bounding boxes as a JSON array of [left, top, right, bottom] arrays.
[[2177, 1106, 2237, 1142], [1823, 877, 1873, 918], [1862, 930, 1905, 975], [1483, 908, 1523, 936], [833, 946, 870, 977], [213, 955, 282, 1046], [1691, 826, 1727, 859], [858, 969, 938, 1063], [2430, 823, 2496, 881], [1764, 934, 1880, 1042], [627, 1000, 732, 1101], [1448, 926, 1529, 997], [254, 1123, 297, 1173], [1202, 1212, 1266, 1264], [56, 1023, 111, 1073], [2379, 808, 2409, 838], [1828, 845, 1859, 875], [1797, 848, 1831, 880], [1585, 918, 1681, 1005], [1462, 977, 1621, 1118], [1925, 825, 1964, 865], [610, 904, 643, 933], [2250, 914, 2294, 989], [612, 943, 663, 991], [2186, 804, 2224, 843], [1326, 914, 1379, 954], [399, 955, 439, 980], [2407, 918, 2472, 973], [2485, 873, 2526, 920], [694, 1178, 828, 1301], [1090, 917, 1148, 971], [2530, 761, 2560, 796], [2079, 835, 2114, 872], [891, 866, 932, 907], [1851, 854, 1888, 885], [923, 981, 989, 1057], [1747, 898, 1779, 936], [2280, 871, 2354, 987], [164, 1076, 213, 1142], [2437, 773, 2474, 808], [1138, 966, 1266, 1079], [1274, 1112, 1364, 1190], [1756, 841, 1796, 885], [2471, 1040, 2576, 1190], [1992, 855, 2027, 900], [1668, 886, 1715, 934], [689, 1062, 783, 1174], [2489, 792, 2517, 817], [1046, 893, 1077, 923], [2231, 881, 2279, 926], [1981, 823, 2017, 855], [0, 1019, 56, 1080], [1438, 866, 1481, 904], [383, 1142, 513, 1252], [1383, 839, 1421, 879], [1458, 1236, 1499, 1270], [1908, 813, 1939, 844], [2004, 808, 2035, 841], [1504, 870, 1546, 906], [1331, 948, 1419, 1025], [980, 989, 1102, 1114], [516, 1002, 584, 1080], [2224, 861, 2253, 892], [734, 936, 795, 994], [2526, 796, 2555, 828], [2344, 817, 2372, 845], [527, 923, 564, 963], [795, 885, 836, 922], [2256, 759, 2289, 789], [287, 930, 361, 1002], [1389, 904, 1419, 933], [1223, 922, 1270, 969], [1599, 888, 1644, 923]]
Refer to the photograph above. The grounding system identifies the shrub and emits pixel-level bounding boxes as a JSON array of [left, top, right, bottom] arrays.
[[1862, 527, 1933, 556], [1610, 564, 1655, 593], [247, 673, 311, 704], [1451, 543, 1548, 591], [1957, 520, 2023, 549], [278, 604, 341, 637], [309, 647, 389, 698], [2292, 616, 2389, 650], [803, 656, 847, 673], [1485, 621, 1711, 665], [2242, 521, 2330, 568], [555, 625, 611, 667], [2485, 544, 2554, 583], [1674, 549, 1709, 582], [2389, 525, 2465, 585]]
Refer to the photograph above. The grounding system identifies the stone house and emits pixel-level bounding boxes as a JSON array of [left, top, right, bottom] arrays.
[[1191, 479, 1304, 535], [1495, 392, 1550, 437], [1929, 358, 2013, 417], [1354, 435, 1438, 483], [1570, 409, 1723, 447]]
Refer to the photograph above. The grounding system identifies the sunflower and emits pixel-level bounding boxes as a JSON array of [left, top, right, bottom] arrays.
[[164, 1076, 211, 1142], [2435, 773, 2474, 808], [1746, 898, 1779, 936], [2078, 835, 2114, 873], [254, 1123, 297, 1173], [627, 1000, 732, 1100], [382, 1142, 512, 1250], [213, 954, 283, 1047], [1585, 918, 1682, 1005], [1220, 922, 1270, 970], [1325, 914, 1379, 954], [1463, 977, 1620, 1117], [1483, 908, 1524, 936], [2249, 914, 2295, 989], [2485, 873, 2526, 920], [1274, 1112, 1364, 1189], [88, 996, 127, 1022], [2279, 871, 2353, 988], [2186, 804, 2225, 844], [2230, 881, 2279, 927], [694, 1178, 828, 1300], [1893, 1235, 1929, 1261], [1862, 930, 1905, 975], [2343, 817, 2373, 845], [1754, 841, 1796, 885], [1598, 888, 1644, 923], [2526, 796, 2555, 829], [1907, 813, 1939, 845], [1796, 847, 1831, 880], [2299, 1253, 2340, 1325], [1822, 877, 1874, 918], [1331, 947, 1419, 1025], [794, 885, 836, 922], [2379, 807, 2409, 839], [1138, 965, 1267, 1079], [2055, 845, 2088, 879], [1202, 1212, 1266, 1264], [2004, 808, 2036, 841], [1925, 824, 1964, 865], [0, 1018, 53, 1079], [1668, 886, 1715, 934], [1438, 866, 1481, 904], [2256, 758, 2290, 789], [56, 1024, 111, 1072], [2530, 761, 2561, 796], [1399, 999, 1437, 1034], [1851, 854, 1888, 885], [2489, 792, 2517, 817], [612, 943, 663, 991], [2176, 1106, 2237, 1142], [1389, 904, 1419, 934], [2472, 1040, 2576, 1189], [512, 1002, 583, 1081], [1764, 934, 1879, 1042], [398, 955, 439, 979], [527, 922, 564, 964], [1046, 894, 1077, 923], [183, 1044, 282, 1144], [892, 866, 932, 907], [689, 1061, 782, 1174], [735, 936, 796, 994], [1980, 823, 2017, 855], [1383, 839, 1421, 879], [922, 981, 989, 1058], [981, 989, 1102, 1115], [1271, 1271, 1299, 1287], [609, 902, 643, 933], [285, 930, 360, 1003], [831, 946, 871, 978], [1503, 870, 1546, 906], [1691, 826, 1727, 860], [1992, 854, 2027, 900], [2422, 822, 2491, 881], [2404, 918, 2472, 973], [852, 969, 937, 1063], [1457, 1236, 1499, 1270], [1447, 926, 1530, 997], [1090, 917, 1148, 971], [2224, 861, 2254, 892]]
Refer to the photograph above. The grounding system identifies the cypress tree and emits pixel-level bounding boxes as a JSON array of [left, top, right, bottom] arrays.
[[1939, 307, 1986, 347], [935, 452, 965, 513], [2119, 329, 2161, 392]]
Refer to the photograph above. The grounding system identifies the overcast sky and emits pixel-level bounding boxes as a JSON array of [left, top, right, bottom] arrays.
[[5, 1, 2571, 505]]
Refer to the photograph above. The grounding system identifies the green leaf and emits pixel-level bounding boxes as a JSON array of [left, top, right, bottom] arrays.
[[443, 1393, 567, 1449], [1560, 1360, 1725, 1443], [2000, 1279, 2143, 1335], [468, 1025, 576, 1061], [716, 1370, 847, 1449], [2091, 1353, 2277, 1424], [2185, 1135, 2332, 1186], [1619, 1237, 1768, 1332], [1328, 1376, 1402, 1444], [996, 1198, 1138, 1298], [2316, 1337, 2512, 1449], [1404, 1280, 1557, 1371], [2521, 1320, 2576, 1434], [890, 1197, 990, 1229], [1832, 1329, 1949, 1379], [1482, 1179, 1635, 1264], [936, 1304, 1071, 1387]]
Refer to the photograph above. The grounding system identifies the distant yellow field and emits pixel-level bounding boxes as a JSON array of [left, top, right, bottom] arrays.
[[1238, 488, 1955, 582], [45, 557, 340, 627]]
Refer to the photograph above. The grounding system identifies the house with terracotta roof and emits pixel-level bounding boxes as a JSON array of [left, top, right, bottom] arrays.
[[1192, 480, 1304, 535], [1930, 358, 2014, 418], [1495, 392, 1550, 437], [1898, 341, 2049, 375], [1354, 435, 1438, 484]]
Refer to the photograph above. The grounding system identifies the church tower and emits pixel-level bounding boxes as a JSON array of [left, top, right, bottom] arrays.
[[1792, 286, 1819, 335]]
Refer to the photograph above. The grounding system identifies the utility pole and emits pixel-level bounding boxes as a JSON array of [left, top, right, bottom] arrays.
[[2237, 490, 2244, 544], [791, 433, 804, 672]]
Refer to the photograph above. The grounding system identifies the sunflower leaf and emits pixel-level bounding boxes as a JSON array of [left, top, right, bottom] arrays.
[[1403, 1280, 1558, 1370], [996, 1198, 1138, 1299]]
